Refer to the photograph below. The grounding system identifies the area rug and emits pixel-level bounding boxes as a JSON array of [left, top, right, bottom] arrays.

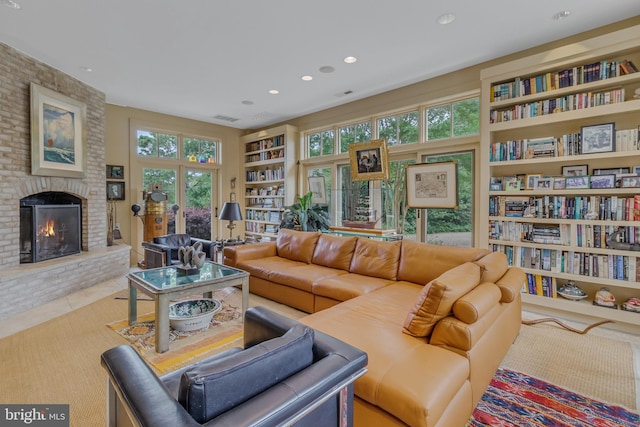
[[107, 288, 244, 373], [467, 368, 640, 426]]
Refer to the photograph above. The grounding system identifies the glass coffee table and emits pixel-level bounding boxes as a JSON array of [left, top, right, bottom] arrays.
[[127, 261, 249, 353]]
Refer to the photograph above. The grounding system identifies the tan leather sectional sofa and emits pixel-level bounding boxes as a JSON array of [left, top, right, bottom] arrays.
[[224, 229, 525, 427]]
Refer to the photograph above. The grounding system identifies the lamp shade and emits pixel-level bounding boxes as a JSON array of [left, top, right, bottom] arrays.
[[219, 202, 243, 221]]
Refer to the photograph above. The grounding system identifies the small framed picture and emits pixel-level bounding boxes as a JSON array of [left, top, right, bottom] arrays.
[[107, 181, 125, 200], [489, 183, 503, 191], [634, 166, 640, 175], [535, 177, 553, 190], [562, 164, 588, 177], [525, 174, 542, 189], [565, 175, 590, 189], [593, 167, 630, 176], [589, 174, 616, 189], [620, 176, 640, 188], [581, 123, 615, 154], [106, 165, 124, 179], [553, 177, 566, 190], [504, 177, 521, 191], [516, 174, 526, 190]]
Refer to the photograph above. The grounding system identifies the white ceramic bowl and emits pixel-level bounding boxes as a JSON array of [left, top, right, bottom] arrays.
[[169, 298, 221, 332]]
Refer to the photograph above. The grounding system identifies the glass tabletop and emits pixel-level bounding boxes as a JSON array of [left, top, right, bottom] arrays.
[[129, 261, 245, 290]]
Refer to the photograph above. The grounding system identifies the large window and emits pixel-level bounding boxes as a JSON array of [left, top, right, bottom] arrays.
[[339, 121, 372, 153], [183, 137, 218, 164], [308, 129, 335, 158], [137, 131, 178, 158], [377, 111, 419, 146], [426, 98, 479, 141]]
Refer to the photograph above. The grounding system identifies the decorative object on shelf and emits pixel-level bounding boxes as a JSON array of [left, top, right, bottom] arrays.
[[30, 83, 87, 178], [557, 281, 588, 301], [169, 298, 221, 332], [219, 201, 243, 240], [348, 138, 390, 181], [580, 123, 615, 154], [561, 165, 588, 177], [565, 175, 589, 189], [308, 176, 327, 204], [620, 176, 640, 188], [406, 161, 458, 208], [280, 191, 331, 232], [106, 164, 124, 179], [633, 88, 640, 99], [622, 297, 640, 313], [605, 229, 640, 251], [176, 241, 207, 275], [589, 174, 615, 189], [593, 287, 617, 309], [106, 181, 125, 201]]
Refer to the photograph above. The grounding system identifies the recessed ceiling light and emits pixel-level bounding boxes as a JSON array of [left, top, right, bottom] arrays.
[[301, 75, 313, 81], [436, 13, 455, 25], [80, 66, 93, 72], [553, 10, 571, 20], [2, 0, 21, 9], [241, 100, 254, 105], [343, 56, 357, 64], [319, 66, 335, 74], [268, 89, 279, 95]]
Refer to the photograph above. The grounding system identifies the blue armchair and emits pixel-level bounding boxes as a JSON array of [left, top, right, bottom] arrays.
[[100, 306, 368, 426]]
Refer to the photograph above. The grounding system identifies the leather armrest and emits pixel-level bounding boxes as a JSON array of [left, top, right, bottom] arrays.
[[223, 242, 276, 267], [101, 345, 200, 426]]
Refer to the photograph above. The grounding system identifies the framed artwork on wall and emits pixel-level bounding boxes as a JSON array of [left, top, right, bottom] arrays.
[[107, 181, 125, 201], [348, 139, 389, 181], [30, 83, 87, 178], [106, 164, 124, 179], [308, 176, 327, 204], [406, 161, 458, 209]]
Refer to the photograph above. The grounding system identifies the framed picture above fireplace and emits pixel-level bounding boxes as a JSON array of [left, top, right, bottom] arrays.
[[30, 83, 87, 178]]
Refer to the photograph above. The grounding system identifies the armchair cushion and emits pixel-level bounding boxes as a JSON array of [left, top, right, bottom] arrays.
[[178, 323, 315, 423]]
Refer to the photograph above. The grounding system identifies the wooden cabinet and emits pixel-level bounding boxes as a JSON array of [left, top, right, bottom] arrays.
[[479, 24, 640, 327], [240, 125, 298, 241]]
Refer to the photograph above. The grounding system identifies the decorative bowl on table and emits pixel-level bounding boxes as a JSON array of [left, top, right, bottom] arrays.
[[557, 282, 588, 301], [169, 298, 221, 332]]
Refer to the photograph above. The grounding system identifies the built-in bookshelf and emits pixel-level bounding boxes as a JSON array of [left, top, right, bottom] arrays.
[[240, 125, 297, 241], [480, 24, 640, 328]]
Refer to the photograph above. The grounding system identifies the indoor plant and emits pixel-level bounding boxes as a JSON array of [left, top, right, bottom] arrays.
[[279, 192, 331, 232]]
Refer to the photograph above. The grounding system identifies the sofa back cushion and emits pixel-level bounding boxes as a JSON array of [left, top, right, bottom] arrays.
[[276, 229, 321, 263], [397, 240, 490, 285], [311, 234, 358, 271], [349, 238, 401, 280], [178, 324, 314, 423], [154, 233, 191, 248], [403, 262, 482, 337]]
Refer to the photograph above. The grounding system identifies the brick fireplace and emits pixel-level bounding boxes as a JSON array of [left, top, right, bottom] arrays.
[[0, 42, 130, 321]]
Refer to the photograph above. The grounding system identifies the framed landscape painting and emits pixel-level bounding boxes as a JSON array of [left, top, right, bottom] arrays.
[[30, 83, 87, 178]]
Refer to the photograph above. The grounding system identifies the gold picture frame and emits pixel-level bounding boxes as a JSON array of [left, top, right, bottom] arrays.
[[406, 161, 458, 209], [30, 83, 87, 178], [348, 139, 389, 181]]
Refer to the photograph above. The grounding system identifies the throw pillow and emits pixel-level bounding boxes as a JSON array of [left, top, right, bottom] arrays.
[[403, 262, 482, 337]]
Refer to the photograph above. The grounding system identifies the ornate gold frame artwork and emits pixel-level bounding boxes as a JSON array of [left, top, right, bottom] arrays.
[[348, 139, 389, 181]]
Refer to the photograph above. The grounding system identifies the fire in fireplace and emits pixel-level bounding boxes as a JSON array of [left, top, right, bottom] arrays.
[[20, 192, 82, 263]]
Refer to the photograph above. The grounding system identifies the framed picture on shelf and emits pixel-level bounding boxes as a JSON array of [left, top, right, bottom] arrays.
[[620, 176, 640, 188], [348, 139, 389, 181], [552, 177, 566, 190], [503, 177, 521, 192], [308, 176, 327, 204], [565, 176, 590, 189], [106, 164, 124, 179], [592, 167, 629, 176], [580, 122, 615, 154], [30, 83, 87, 178], [516, 174, 526, 190], [535, 177, 553, 190], [589, 174, 616, 189], [525, 174, 541, 189], [489, 182, 502, 191], [406, 161, 458, 208], [106, 181, 125, 201], [562, 164, 588, 177]]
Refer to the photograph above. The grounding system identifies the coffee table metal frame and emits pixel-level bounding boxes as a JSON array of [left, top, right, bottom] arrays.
[[127, 261, 249, 353]]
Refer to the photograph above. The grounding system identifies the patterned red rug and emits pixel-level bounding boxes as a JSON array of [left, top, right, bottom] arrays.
[[468, 368, 639, 427]]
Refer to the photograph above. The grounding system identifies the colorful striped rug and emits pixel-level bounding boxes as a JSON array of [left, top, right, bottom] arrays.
[[468, 368, 640, 427]]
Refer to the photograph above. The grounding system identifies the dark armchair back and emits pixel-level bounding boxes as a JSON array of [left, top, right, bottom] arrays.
[[142, 233, 215, 268]]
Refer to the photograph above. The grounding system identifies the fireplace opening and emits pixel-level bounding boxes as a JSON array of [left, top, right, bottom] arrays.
[[20, 192, 82, 263]]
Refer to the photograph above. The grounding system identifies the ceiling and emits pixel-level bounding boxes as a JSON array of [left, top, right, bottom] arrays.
[[1, 1, 639, 130]]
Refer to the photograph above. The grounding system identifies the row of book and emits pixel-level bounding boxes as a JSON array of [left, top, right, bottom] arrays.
[[245, 185, 285, 197], [244, 149, 284, 163], [489, 88, 625, 124], [493, 245, 640, 282], [489, 128, 640, 162], [575, 224, 640, 248], [489, 195, 640, 222], [489, 221, 570, 245], [245, 167, 285, 182], [490, 59, 638, 102], [245, 209, 282, 223], [245, 222, 279, 234], [245, 135, 285, 153]]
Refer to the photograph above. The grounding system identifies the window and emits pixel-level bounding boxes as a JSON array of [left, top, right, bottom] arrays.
[[183, 137, 218, 164], [377, 111, 418, 146], [137, 130, 178, 158], [339, 121, 372, 153], [382, 159, 416, 237], [143, 168, 178, 233], [426, 97, 479, 141], [308, 129, 335, 157]]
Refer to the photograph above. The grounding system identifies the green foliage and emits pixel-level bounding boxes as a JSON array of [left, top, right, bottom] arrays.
[[280, 192, 331, 232]]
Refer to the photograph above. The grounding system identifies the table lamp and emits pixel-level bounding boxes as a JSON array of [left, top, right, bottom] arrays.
[[219, 202, 243, 241]]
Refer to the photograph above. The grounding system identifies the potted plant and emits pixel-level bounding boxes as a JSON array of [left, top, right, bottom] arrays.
[[280, 192, 331, 232]]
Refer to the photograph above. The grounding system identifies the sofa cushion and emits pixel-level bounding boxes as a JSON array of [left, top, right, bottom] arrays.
[[349, 238, 401, 280], [403, 262, 482, 337], [237, 256, 305, 281], [268, 264, 347, 293], [474, 251, 509, 283], [397, 240, 490, 285], [311, 234, 358, 271], [276, 229, 321, 263], [178, 324, 314, 423], [452, 282, 502, 324], [313, 273, 395, 302]]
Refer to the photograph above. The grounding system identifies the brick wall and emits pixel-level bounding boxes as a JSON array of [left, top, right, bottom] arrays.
[[0, 42, 129, 320]]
